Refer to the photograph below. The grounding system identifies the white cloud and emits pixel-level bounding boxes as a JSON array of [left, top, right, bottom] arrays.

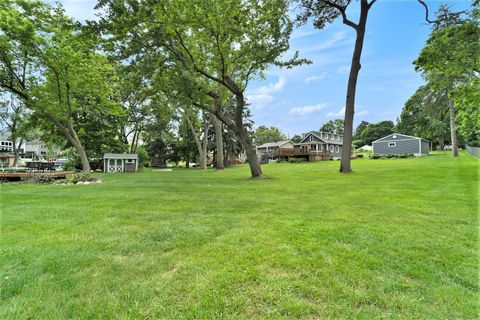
[[299, 31, 349, 54], [289, 103, 328, 116], [382, 111, 395, 116], [246, 94, 275, 107], [357, 110, 369, 116], [326, 107, 345, 118], [304, 72, 328, 84], [247, 77, 287, 108], [255, 76, 287, 95]]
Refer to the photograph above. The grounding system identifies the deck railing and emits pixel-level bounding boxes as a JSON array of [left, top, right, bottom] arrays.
[[267, 148, 331, 157]]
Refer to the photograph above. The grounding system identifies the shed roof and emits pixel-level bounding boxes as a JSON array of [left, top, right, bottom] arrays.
[[372, 133, 430, 143], [103, 153, 138, 159]]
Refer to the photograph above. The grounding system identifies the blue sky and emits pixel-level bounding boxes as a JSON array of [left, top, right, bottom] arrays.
[[52, 0, 470, 137]]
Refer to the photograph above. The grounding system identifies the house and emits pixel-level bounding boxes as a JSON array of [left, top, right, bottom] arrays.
[[256, 140, 294, 164], [0, 153, 15, 168], [372, 133, 429, 156], [0, 132, 24, 153], [295, 131, 343, 160], [256, 140, 294, 155], [103, 153, 138, 172]]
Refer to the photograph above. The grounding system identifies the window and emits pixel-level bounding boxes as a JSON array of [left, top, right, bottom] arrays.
[[309, 135, 313, 142], [335, 146, 339, 153], [330, 145, 334, 152], [388, 142, 396, 147]]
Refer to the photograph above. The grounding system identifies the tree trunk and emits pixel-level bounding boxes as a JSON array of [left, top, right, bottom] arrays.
[[69, 123, 91, 172], [224, 143, 230, 168], [234, 94, 263, 178], [438, 134, 445, 150], [202, 111, 208, 169], [44, 112, 90, 172], [185, 112, 206, 169], [12, 137, 23, 167], [212, 114, 224, 170], [340, 0, 370, 173], [448, 97, 459, 157]]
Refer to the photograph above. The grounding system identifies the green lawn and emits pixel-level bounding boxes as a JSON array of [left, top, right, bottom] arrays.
[[1, 152, 478, 319]]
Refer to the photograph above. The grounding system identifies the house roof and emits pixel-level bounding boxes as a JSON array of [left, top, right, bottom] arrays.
[[103, 153, 138, 159], [257, 140, 293, 149], [301, 131, 343, 145], [372, 133, 430, 143]]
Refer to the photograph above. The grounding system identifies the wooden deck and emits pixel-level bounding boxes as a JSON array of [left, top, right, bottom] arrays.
[[277, 148, 331, 160], [0, 171, 75, 181]]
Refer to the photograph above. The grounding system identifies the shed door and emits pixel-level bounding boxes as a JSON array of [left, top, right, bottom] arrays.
[[108, 159, 123, 173]]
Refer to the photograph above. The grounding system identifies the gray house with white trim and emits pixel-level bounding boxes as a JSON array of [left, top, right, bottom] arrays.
[[372, 133, 429, 156], [295, 131, 343, 159]]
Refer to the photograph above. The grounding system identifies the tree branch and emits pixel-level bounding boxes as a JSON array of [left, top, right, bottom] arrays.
[[417, 0, 437, 24], [322, 0, 358, 30]]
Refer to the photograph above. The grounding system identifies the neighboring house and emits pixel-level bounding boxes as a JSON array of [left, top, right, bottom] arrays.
[[0, 153, 15, 168], [256, 140, 294, 164], [24, 140, 49, 158], [295, 131, 343, 160], [103, 153, 139, 173], [0, 132, 24, 153], [372, 133, 429, 156], [256, 140, 294, 155]]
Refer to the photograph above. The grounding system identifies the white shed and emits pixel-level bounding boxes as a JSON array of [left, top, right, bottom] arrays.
[[103, 153, 138, 173]]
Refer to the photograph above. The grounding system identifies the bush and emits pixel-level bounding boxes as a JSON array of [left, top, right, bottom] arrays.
[[66, 173, 98, 184], [21, 175, 55, 184], [136, 146, 150, 169], [369, 153, 415, 160], [288, 157, 306, 163], [467, 141, 480, 147], [63, 158, 79, 171]]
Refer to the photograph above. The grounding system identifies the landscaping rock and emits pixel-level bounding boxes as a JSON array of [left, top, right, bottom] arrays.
[[83, 181, 91, 185], [76, 181, 84, 185], [96, 180, 103, 184]]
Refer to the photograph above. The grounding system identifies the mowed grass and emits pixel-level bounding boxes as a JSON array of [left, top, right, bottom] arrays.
[[1, 152, 478, 319]]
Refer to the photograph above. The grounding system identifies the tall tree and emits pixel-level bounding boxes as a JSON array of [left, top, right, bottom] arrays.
[[360, 120, 394, 145], [183, 109, 209, 169], [254, 125, 287, 145], [320, 119, 344, 134], [353, 121, 370, 140], [297, 0, 377, 173], [414, 7, 480, 156], [97, 0, 305, 178], [0, 1, 122, 171], [396, 84, 450, 149]]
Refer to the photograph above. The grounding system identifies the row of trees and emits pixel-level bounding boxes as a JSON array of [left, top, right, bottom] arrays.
[[398, 4, 479, 155], [1, 0, 476, 178]]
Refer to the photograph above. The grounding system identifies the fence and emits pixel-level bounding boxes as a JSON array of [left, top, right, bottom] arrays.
[[466, 145, 480, 158]]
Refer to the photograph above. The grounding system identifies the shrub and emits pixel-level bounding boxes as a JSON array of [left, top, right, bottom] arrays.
[[66, 173, 98, 184], [63, 159, 78, 171], [21, 175, 55, 184], [136, 146, 150, 169], [289, 157, 306, 163], [370, 153, 415, 160], [467, 141, 480, 147]]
